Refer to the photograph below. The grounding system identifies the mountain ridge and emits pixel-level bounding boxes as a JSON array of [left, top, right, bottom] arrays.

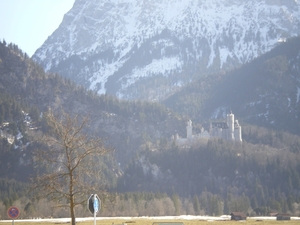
[[33, 0, 300, 100]]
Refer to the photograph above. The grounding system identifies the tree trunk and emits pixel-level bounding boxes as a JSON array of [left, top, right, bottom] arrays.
[[70, 197, 76, 225], [70, 170, 76, 225]]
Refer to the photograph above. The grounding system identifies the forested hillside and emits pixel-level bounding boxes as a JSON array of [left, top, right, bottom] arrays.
[[0, 40, 185, 218], [164, 36, 300, 135], [1, 40, 300, 218], [116, 125, 300, 216], [0, 40, 184, 169]]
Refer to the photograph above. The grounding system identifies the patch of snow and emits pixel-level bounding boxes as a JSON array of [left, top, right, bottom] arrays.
[[89, 59, 124, 95], [248, 100, 262, 107], [211, 107, 227, 119], [16, 132, 23, 140], [3, 215, 300, 223], [219, 47, 232, 69], [117, 56, 183, 94]]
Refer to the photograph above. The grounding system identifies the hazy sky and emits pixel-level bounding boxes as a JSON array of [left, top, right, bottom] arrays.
[[0, 0, 75, 57]]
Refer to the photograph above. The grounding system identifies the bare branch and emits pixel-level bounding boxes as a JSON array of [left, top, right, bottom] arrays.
[[31, 109, 110, 225]]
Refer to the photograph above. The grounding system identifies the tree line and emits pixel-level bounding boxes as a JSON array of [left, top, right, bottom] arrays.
[[117, 129, 300, 216], [1, 189, 300, 219]]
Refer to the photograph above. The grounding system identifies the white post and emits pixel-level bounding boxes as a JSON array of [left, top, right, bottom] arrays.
[[93, 195, 96, 225], [93, 194, 99, 225], [94, 210, 96, 225]]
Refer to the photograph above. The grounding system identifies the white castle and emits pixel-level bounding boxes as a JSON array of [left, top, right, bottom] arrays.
[[173, 112, 242, 146]]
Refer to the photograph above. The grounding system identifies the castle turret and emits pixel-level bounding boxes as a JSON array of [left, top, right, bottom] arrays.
[[186, 119, 193, 139], [234, 120, 242, 142], [227, 112, 235, 141]]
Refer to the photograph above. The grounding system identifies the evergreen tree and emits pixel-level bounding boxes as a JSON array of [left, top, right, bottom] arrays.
[[193, 195, 200, 215], [172, 193, 181, 216]]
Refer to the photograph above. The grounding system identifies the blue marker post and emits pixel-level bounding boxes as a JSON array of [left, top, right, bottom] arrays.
[[93, 195, 99, 225], [87, 194, 101, 225]]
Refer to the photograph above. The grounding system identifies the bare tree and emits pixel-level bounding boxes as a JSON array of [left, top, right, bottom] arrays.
[[31, 110, 109, 225]]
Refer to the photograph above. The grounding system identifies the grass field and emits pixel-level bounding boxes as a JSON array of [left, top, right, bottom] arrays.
[[1, 217, 300, 225]]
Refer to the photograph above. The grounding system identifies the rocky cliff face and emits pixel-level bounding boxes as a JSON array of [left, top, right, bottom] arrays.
[[33, 0, 300, 100]]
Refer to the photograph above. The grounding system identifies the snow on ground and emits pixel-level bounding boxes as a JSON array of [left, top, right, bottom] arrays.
[[1, 215, 300, 223]]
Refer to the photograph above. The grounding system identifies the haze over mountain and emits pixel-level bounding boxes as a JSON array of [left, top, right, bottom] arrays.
[[33, 0, 300, 101], [164, 36, 300, 134], [2, 26, 300, 220], [2, 0, 300, 218]]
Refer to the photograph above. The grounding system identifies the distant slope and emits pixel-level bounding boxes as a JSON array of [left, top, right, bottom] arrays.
[[119, 137, 300, 200], [164, 36, 300, 134], [0, 41, 184, 177]]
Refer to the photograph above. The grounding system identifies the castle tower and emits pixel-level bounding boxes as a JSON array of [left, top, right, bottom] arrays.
[[227, 112, 235, 141], [186, 119, 193, 139], [234, 120, 242, 142]]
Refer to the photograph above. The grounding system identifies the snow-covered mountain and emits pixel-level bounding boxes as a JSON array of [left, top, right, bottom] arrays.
[[33, 0, 300, 101]]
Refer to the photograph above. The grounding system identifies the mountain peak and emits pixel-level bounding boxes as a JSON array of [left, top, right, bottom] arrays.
[[33, 0, 300, 100]]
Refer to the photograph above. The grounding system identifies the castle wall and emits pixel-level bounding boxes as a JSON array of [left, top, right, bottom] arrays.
[[174, 112, 242, 146]]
